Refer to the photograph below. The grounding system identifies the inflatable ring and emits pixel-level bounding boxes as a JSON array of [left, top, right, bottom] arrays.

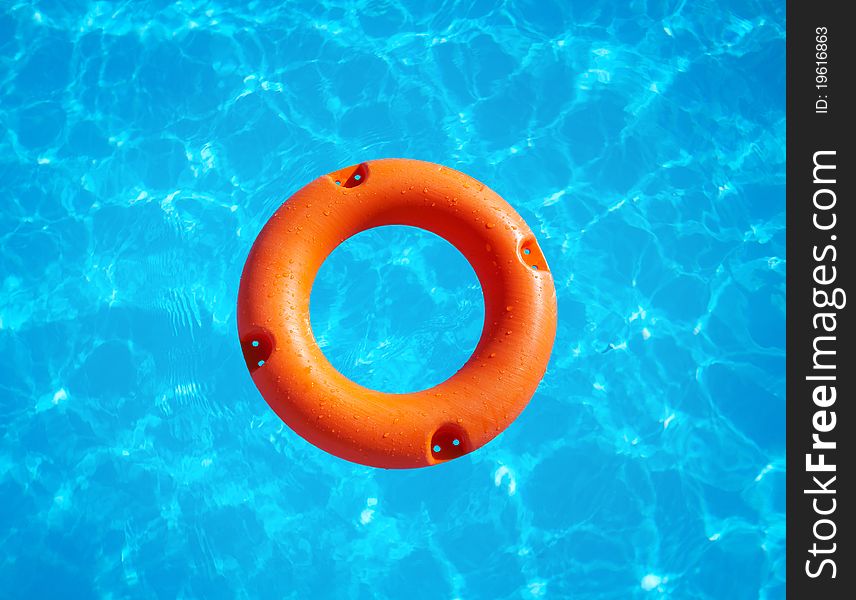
[[238, 159, 557, 469]]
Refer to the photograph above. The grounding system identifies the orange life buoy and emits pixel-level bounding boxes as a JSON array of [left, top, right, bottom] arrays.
[[238, 159, 557, 468]]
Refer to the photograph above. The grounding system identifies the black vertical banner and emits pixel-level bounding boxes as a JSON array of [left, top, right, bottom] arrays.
[[787, 1, 854, 597]]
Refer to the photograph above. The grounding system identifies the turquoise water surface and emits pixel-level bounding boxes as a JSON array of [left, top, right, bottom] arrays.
[[0, 1, 785, 598]]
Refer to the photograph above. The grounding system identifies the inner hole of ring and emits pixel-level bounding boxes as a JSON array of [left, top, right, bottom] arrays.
[[309, 225, 485, 394]]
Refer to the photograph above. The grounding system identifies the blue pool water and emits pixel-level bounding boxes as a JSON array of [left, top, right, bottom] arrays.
[[0, 1, 785, 598]]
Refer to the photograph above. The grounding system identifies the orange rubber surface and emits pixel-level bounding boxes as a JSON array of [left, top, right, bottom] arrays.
[[237, 159, 557, 468]]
